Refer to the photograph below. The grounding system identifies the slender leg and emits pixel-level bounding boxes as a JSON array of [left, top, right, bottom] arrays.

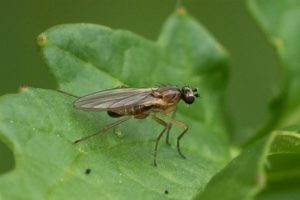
[[56, 90, 79, 98], [152, 113, 168, 166], [161, 113, 188, 159], [74, 116, 132, 144], [165, 108, 177, 145], [176, 127, 188, 159]]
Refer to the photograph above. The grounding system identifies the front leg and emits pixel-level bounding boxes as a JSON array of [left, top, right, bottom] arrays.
[[161, 112, 188, 159], [165, 108, 177, 145]]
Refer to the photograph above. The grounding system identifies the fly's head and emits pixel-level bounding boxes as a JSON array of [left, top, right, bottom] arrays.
[[181, 86, 199, 104]]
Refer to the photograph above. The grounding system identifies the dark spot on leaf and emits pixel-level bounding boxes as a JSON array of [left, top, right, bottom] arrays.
[[85, 168, 91, 175], [164, 190, 169, 195], [256, 173, 265, 185], [36, 34, 47, 46], [176, 6, 186, 15], [18, 84, 28, 92]]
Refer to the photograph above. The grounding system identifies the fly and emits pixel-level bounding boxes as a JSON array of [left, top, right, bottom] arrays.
[[69, 85, 199, 166]]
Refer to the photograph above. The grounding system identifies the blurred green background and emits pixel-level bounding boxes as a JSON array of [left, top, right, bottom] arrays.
[[0, 0, 280, 171]]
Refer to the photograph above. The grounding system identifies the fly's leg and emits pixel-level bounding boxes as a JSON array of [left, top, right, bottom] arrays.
[[152, 113, 168, 167], [176, 127, 188, 159], [165, 108, 177, 145], [56, 90, 79, 98], [162, 113, 188, 159], [74, 116, 132, 144]]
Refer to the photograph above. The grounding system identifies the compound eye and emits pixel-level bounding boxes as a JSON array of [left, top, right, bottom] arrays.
[[184, 96, 195, 104]]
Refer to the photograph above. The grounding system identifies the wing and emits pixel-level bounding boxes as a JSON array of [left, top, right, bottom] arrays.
[[74, 87, 158, 111]]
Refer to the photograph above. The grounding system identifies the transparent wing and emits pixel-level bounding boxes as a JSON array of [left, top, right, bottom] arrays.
[[74, 87, 158, 111]]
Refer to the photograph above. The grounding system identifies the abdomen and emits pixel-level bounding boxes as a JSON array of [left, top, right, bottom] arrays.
[[107, 105, 153, 117]]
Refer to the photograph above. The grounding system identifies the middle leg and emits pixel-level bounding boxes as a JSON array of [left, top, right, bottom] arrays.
[[165, 108, 177, 145], [161, 113, 189, 159], [152, 113, 168, 166]]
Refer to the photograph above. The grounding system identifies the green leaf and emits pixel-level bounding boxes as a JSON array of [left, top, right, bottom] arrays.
[[246, 0, 300, 143], [0, 9, 230, 199], [193, 131, 300, 200], [201, 1, 300, 199]]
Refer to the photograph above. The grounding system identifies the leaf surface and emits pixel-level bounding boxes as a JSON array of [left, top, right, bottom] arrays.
[[247, 0, 300, 143], [193, 131, 300, 200], [0, 9, 230, 200]]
